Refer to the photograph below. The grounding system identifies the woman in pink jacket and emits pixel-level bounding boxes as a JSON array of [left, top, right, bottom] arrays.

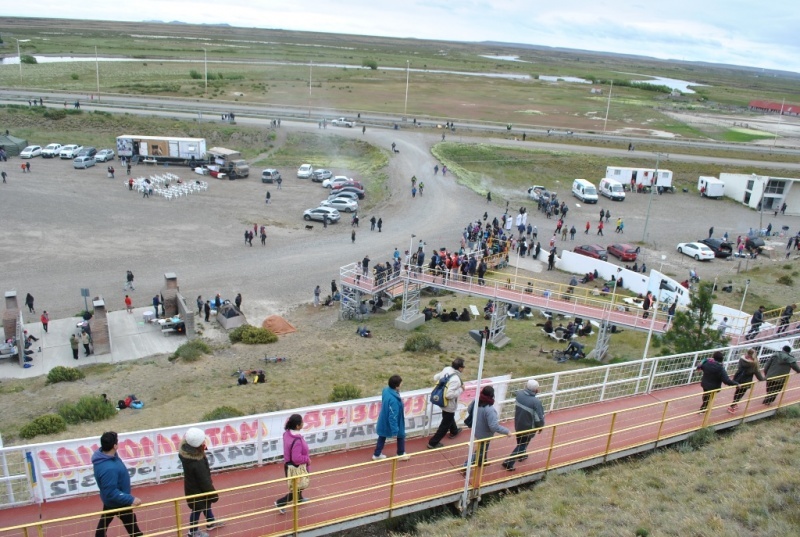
[[274, 414, 311, 513]]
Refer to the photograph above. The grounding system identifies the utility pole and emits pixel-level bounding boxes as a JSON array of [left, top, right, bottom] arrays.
[[95, 46, 100, 102], [641, 153, 665, 243], [203, 48, 208, 96], [603, 80, 613, 132], [16, 39, 22, 81], [403, 60, 410, 119]]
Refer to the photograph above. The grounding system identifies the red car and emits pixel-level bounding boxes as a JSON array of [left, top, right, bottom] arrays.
[[573, 244, 608, 261], [331, 180, 364, 192], [607, 243, 638, 262]]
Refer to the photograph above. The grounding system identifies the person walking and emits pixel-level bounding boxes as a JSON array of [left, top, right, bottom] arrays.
[[274, 414, 311, 514], [25, 293, 35, 313], [234, 293, 242, 310], [486, 191, 491, 203], [708, 226, 714, 239], [124, 295, 133, 314], [92, 431, 144, 537], [744, 306, 766, 341], [642, 291, 652, 319], [81, 330, 92, 356], [196, 296, 203, 315], [434, 164, 439, 175], [585, 221, 590, 234], [179, 428, 220, 537], [152, 295, 161, 319], [463, 385, 510, 471], [351, 229, 356, 244], [569, 225, 576, 240], [502, 379, 545, 471], [260, 225, 267, 245], [1, 171, 7, 183], [597, 221, 604, 236], [776, 303, 796, 334], [426, 358, 465, 449], [313, 285, 320, 307], [605, 210, 610, 223], [70, 333, 80, 360], [728, 348, 766, 413], [25, 161, 31, 173], [265, 191, 271, 204], [697, 351, 738, 412], [372, 375, 409, 461], [599, 209, 605, 222], [204, 300, 211, 322], [40, 311, 49, 333], [762, 345, 800, 405], [377, 218, 383, 232], [124, 270, 135, 291], [276, 176, 282, 190]]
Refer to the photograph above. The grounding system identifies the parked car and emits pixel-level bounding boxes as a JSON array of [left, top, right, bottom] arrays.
[[297, 164, 314, 178], [323, 176, 352, 188], [331, 117, 355, 127], [95, 149, 115, 162], [320, 198, 358, 213], [331, 180, 364, 192], [607, 243, 638, 262], [677, 242, 715, 261], [77, 147, 97, 158], [19, 145, 42, 158], [261, 168, 281, 183], [698, 238, 733, 258], [41, 143, 62, 158], [312, 169, 332, 182], [60, 145, 83, 159], [744, 237, 765, 254], [327, 191, 360, 203], [334, 186, 365, 199], [303, 206, 341, 223], [574, 244, 608, 261], [527, 185, 549, 201], [73, 155, 96, 169]]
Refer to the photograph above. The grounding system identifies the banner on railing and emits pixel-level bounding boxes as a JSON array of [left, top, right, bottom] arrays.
[[31, 375, 510, 501]]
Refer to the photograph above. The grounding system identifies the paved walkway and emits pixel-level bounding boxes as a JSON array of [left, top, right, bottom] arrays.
[[0, 308, 187, 379]]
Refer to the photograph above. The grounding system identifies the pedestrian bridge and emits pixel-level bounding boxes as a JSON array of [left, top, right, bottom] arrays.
[[1, 338, 798, 537]]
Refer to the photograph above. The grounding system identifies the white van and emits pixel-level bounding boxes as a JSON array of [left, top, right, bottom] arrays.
[[599, 178, 626, 201], [572, 179, 598, 204]]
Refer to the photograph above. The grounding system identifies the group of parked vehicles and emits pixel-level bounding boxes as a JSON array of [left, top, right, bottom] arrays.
[[19, 143, 115, 169]]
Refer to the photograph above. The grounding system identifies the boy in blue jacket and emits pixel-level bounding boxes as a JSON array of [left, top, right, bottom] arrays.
[[92, 431, 143, 537]]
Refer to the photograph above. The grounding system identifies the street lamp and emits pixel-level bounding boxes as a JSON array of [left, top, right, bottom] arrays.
[[203, 48, 208, 96], [659, 254, 666, 273], [739, 279, 751, 313], [403, 60, 410, 119]]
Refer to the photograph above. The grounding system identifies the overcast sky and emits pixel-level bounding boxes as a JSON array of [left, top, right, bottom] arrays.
[[7, 1, 800, 73]]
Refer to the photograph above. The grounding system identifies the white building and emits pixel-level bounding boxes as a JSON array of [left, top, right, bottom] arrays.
[[720, 173, 798, 216]]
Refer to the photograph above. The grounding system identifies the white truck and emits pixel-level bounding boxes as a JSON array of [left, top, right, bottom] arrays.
[[698, 176, 725, 198], [116, 135, 206, 166], [606, 166, 674, 193], [331, 117, 355, 127]]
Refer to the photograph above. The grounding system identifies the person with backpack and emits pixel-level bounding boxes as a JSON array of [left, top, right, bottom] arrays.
[[502, 379, 545, 471], [762, 345, 800, 406], [728, 348, 765, 413], [463, 385, 509, 471], [179, 428, 221, 537], [426, 358, 466, 449], [697, 351, 738, 412]]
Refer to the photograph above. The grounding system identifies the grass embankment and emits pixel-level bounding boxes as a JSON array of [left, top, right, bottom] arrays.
[[393, 406, 800, 537]]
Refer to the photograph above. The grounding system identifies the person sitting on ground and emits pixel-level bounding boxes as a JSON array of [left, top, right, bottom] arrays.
[[578, 323, 592, 337], [356, 326, 372, 338], [449, 308, 459, 321], [323, 295, 334, 307], [459, 308, 471, 322], [565, 340, 586, 359], [601, 285, 611, 295], [565, 322, 576, 339], [435, 302, 444, 317], [543, 319, 554, 333], [632, 262, 639, 273], [247, 369, 266, 384], [554, 323, 566, 338]]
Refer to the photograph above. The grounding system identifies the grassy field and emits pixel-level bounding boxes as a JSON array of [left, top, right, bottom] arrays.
[[2, 18, 799, 136], [389, 406, 800, 537]]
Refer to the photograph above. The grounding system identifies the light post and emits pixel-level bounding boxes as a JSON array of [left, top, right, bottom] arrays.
[[407, 234, 416, 271], [739, 279, 750, 313], [659, 254, 666, 273], [203, 48, 208, 96], [403, 60, 410, 119], [460, 333, 488, 517]]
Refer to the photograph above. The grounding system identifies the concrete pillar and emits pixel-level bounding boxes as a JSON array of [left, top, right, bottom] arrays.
[[162, 272, 179, 318], [90, 298, 111, 355], [176, 293, 196, 338], [3, 291, 19, 341]]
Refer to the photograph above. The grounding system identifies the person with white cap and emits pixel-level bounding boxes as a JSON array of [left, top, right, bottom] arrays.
[[502, 378, 545, 471], [179, 428, 221, 537]]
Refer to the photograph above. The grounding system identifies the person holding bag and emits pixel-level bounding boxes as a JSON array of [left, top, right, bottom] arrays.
[[179, 428, 221, 537], [275, 414, 311, 514]]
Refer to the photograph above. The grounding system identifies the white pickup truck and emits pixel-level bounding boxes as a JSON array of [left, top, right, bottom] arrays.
[[331, 117, 355, 128]]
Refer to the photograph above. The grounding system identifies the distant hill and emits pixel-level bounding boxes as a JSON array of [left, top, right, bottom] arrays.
[[141, 20, 231, 27]]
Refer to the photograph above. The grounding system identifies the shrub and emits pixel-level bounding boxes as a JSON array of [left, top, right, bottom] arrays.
[[684, 427, 715, 451], [21, 55, 37, 64], [43, 109, 67, 120], [203, 406, 244, 421], [362, 59, 378, 70], [20, 414, 67, 439], [403, 333, 441, 352], [189, 69, 203, 79], [776, 275, 794, 286], [170, 339, 212, 362], [58, 395, 117, 424], [229, 325, 277, 344], [329, 384, 362, 402], [70, 73, 79, 80], [46, 366, 85, 385]]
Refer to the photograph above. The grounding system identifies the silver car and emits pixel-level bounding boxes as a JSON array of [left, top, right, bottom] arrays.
[[320, 198, 358, 213], [303, 206, 341, 223], [73, 156, 96, 169], [95, 149, 115, 162]]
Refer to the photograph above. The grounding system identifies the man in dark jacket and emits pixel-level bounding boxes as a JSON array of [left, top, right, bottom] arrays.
[[745, 306, 766, 340], [762, 346, 800, 405], [180, 428, 220, 537], [92, 431, 143, 537], [503, 379, 545, 471], [697, 351, 738, 411]]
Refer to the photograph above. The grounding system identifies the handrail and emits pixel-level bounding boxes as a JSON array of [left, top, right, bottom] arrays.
[[1, 377, 797, 537]]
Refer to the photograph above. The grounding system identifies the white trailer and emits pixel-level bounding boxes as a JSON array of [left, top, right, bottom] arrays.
[[116, 135, 207, 165], [698, 176, 725, 198], [605, 166, 674, 192]]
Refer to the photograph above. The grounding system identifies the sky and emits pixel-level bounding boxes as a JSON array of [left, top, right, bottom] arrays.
[[6, 0, 800, 73]]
